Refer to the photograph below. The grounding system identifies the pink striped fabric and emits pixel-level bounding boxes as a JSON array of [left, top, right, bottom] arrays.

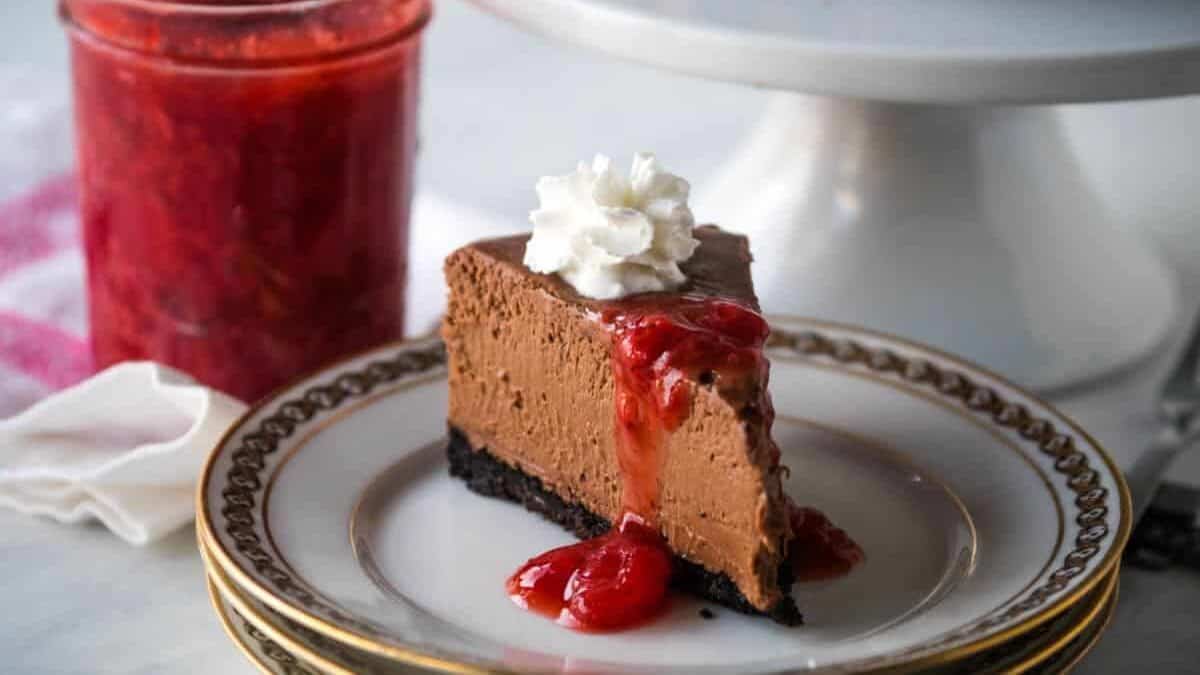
[[0, 174, 91, 414]]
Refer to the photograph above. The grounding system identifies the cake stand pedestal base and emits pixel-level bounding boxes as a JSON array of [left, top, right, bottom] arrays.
[[695, 94, 1178, 391]]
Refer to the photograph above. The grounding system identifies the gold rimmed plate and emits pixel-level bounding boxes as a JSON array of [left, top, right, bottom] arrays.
[[197, 319, 1130, 673], [204, 545, 1119, 675]]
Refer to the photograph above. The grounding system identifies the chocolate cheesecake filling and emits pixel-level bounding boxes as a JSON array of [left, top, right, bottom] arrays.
[[442, 227, 795, 620]]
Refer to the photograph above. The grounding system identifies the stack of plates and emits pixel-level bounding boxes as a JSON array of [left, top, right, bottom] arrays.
[[197, 319, 1129, 674]]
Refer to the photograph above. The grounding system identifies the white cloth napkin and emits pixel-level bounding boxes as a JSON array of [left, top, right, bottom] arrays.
[[0, 363, 246, 545]]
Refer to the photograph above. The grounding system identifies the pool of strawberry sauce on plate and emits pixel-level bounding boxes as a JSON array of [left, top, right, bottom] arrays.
[[506, 297, 863, 631]]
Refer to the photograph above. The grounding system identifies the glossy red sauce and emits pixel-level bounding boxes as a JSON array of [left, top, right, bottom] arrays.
[[507, 513, 672, 632], [787, 502, 865, 582], [62, 0, 428, 402], [508, 296, 773, 631], [605, 297, 771, 516]]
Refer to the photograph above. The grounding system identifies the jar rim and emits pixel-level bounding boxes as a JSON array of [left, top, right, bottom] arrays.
[[66, 0, 417, 17], [60, 0, 431, 67]]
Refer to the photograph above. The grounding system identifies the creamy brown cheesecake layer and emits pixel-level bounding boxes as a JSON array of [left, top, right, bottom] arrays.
[[442, 227, 793, 613]]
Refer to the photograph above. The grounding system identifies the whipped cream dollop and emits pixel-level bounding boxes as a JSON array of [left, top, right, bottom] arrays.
[[524, 153, 699, 300]]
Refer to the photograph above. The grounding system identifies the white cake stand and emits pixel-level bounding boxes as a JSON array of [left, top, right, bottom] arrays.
[[469, 0, 1200, 390]]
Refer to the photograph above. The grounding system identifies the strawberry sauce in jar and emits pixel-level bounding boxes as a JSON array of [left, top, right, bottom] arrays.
[[60, 0, 430, 401]]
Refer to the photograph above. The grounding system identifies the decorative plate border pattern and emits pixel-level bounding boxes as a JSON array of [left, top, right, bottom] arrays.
[[216, 340, 449, 640], [241, 619, 320, 675], [200, 324, 1130, 674], [766, 327, 1124, 661]]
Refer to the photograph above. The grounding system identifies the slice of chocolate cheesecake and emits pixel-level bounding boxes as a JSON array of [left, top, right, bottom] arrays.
[[442, 225, 800, 625]]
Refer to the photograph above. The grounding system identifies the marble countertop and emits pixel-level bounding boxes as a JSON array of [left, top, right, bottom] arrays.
[[3, 1, 1200, 672]]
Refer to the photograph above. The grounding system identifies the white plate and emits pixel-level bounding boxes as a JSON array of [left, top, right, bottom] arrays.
[[203, 547, 1118, 675], [198, 319, 1130, 674]]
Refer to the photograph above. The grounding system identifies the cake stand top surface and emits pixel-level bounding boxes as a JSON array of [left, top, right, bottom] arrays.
[[471, 0, 1200, 103]]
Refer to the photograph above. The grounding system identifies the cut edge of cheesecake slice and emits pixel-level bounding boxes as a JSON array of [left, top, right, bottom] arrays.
[[441, 225, 800, 625]]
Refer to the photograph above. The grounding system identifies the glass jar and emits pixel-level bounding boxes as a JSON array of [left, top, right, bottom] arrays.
[[60, 0, 430, 401]]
